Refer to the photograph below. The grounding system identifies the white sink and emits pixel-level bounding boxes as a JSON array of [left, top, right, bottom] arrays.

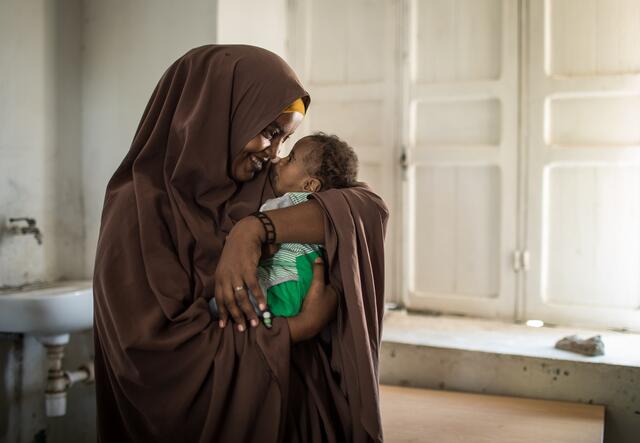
[[0, 280, 93, 334]]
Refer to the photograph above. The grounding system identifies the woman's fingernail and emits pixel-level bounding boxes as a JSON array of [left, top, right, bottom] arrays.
[[251, 319, 259, 327], [237, 324, 245, 332], [314, 257, 323, 263], [259, 303, 266, 311], [219, 320, 225, 328]]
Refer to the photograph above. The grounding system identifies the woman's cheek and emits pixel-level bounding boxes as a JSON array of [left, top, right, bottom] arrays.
[[244, 135, 270, 152]]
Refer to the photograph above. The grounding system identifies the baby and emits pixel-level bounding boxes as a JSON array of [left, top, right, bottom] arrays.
[[209, 132, 359, 327]]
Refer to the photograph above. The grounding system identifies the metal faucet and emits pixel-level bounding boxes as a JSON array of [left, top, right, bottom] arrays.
[[9, 217, 43, 245]]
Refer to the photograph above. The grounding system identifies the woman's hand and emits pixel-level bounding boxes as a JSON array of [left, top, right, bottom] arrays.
[[288, 257, 339, 343], [214, 200, 326, 332], [214, 217, 267, 331]]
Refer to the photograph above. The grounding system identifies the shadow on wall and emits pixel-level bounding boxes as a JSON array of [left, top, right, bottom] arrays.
[[0, 335, 17, 439]]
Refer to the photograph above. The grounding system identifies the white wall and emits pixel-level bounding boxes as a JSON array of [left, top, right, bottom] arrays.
[[81, 0, 289, 274], [0, 1, 85, 439], [286, 0, 401, 304], [217, 0, 287, 58], [1, 1, 218, 441], [54, 0, 85, 282], [0, 0, 86, 288], [81, 0, 218, 275], [0, 0, 76, 287], [0, 0, 290, 283]]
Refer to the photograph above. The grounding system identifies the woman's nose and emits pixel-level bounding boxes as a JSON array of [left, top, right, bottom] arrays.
[[266, 141, 282, 163]]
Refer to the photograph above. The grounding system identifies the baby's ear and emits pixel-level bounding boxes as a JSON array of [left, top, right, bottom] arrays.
[[305, 177, 323, 192]]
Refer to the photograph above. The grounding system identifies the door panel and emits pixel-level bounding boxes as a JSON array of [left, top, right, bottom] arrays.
[[404, 0, 519, 319], [288, 0, 401, 302], [525, 0, 640, 329]]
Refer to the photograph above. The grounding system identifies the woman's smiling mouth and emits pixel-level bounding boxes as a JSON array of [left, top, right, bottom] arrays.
[[250, 154, 266, 172]]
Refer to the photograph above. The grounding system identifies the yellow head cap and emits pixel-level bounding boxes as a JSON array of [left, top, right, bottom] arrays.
[[282, 97, 306, 115]]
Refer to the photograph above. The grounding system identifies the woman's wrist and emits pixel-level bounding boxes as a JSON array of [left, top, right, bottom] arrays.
[[230, 215, 266, 244], [251, 211, 277, 244]]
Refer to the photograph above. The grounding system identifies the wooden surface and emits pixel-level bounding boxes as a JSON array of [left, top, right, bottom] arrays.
[[380, 385, 605, 443]]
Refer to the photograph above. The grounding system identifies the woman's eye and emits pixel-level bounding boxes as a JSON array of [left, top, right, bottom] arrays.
[[262, 128, 280, 141]]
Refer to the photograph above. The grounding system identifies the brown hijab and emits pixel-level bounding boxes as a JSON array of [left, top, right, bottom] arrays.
[[93, 44, 388, 442]]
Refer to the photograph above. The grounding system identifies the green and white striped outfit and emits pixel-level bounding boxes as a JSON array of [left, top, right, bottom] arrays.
[[209, 192, 323, 319], [256, 192, 323, 317]]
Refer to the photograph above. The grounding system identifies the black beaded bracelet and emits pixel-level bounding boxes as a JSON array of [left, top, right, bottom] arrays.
[[251, 211, 276, 244]]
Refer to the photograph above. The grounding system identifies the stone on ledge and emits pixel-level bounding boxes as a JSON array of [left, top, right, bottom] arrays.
[[555, 335, 605, 357]]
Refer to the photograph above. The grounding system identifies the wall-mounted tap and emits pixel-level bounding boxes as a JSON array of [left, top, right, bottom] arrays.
[[8, 217, 43, 245]]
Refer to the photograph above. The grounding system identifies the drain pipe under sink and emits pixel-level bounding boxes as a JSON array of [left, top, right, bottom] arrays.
[[35, 334, 95, 417]]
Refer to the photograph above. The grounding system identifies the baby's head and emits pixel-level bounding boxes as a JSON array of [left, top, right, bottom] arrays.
[[271, 132, 358, 196]]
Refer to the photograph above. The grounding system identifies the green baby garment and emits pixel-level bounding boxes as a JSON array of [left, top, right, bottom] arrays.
[[256, 192, 324, 317]]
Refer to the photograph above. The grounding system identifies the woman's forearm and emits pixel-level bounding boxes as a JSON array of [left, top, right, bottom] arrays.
[[263, 200, 326, 244]]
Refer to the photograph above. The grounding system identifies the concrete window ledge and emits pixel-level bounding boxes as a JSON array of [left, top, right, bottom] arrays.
[[381, 311, 640, 367], [379, 311, 640, 443]]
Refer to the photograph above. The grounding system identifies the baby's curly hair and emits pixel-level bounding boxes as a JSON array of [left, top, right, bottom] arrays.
[[303, 132, 359, 190]]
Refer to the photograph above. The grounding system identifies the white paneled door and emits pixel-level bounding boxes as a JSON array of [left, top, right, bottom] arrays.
[[288, 0, 401, 303], [525, 0, 640, 329], [403, 0, 519, 319], [284, 0, 640, 330]]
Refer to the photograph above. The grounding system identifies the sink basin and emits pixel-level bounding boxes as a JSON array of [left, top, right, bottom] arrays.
[[0, 280, 93, 334]]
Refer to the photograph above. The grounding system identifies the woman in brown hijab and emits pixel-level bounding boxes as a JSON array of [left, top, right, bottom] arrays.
[[93, 45, 389, 442]]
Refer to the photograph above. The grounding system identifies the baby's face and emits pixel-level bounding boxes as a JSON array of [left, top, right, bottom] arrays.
[[271, 137, 320, 196]]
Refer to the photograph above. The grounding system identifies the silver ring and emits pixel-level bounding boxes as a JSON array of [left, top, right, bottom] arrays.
[[233, 285, 245, 292]]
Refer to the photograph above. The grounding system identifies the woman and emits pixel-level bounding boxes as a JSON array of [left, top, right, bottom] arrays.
[[93, 45, 388, 442]]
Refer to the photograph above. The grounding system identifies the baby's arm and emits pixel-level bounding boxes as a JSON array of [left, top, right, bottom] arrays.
[[287, 257, 338, 343]]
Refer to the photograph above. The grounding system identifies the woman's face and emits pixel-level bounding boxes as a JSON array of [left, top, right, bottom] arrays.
[[231, 112, 304, 182]]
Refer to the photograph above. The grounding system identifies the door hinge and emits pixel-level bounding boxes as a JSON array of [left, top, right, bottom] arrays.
[[400, 146, 409, 181], [400, 146, 408, 170], [512, 250, 530, 272]]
